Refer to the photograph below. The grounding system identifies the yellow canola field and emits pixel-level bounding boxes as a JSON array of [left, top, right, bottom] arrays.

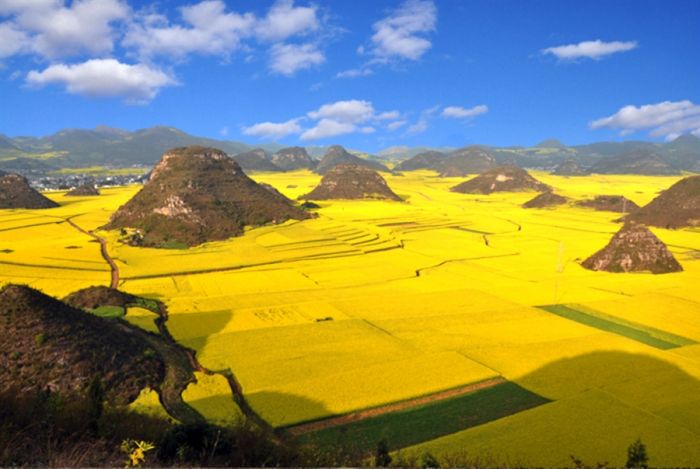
[[2, 171, 700, 465]]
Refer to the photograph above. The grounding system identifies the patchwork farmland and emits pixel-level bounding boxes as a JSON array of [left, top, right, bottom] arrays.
[[2, 170, 700, 466]]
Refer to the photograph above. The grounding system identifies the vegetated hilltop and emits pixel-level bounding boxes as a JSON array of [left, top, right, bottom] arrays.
[[233, 148, 281, 172], [0, 170, 59, 208], [581, 223, 682, 274], [589, 149, 679, 175], [63, 285, 142, 311], [451, 166, 550, 194], [66, 183, 100, 196], [439, 146, 497, 177], [301, 164, 402, 201], [624, 175, 700, 228], [577, 195, 640, 213], [0, 284, 164, 403], [102, 146, 310, 248], [523, 191, 568, 208], [272, 146, 317, 171], [315, 145, 389, 174], [552, 158, 589, 176], [394, 151, 446, 171]]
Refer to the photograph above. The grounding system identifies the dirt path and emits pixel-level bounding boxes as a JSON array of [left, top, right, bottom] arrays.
[[65, 217, 119, 288], [285, 377, 506, 436]]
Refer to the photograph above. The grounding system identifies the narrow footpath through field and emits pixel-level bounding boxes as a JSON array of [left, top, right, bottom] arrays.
[[65, 217, 119, 288], [285, 376, 506, 436]]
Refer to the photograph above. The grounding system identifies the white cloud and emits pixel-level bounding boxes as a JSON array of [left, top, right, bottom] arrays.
[[0, 22, 30, 58], [268, 42, 324, 75], [441, 104, 488, 119], [387, 120, 407, 131], [336, 67, 373, 79], [376, 110, 400, 120], [405, 104, 439, 134], [370, 0, 436, 62], [26, 58, 176, 103], [542, 39, 637, 61], [255, 0, 319, 42], [242, 118, 302, 140], [300, 118, 356, 140], [219, 126, 229, 136], [308, 99, 375, 123], [0, 0, 129, 59], [123, 0, 255, 59], [590, 100, 700, 140], [360, 126, 375, 134]]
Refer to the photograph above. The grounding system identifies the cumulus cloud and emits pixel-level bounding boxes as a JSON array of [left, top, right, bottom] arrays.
[[123, 0, 255, 59], [441, 104, 488, 119], [0, 0, 129, 59], [542, 39, 637, 61], [369, 0, 437, 62], [300, 118, 356, 140], [268, 42, 324, 75], [308, 99, 375, 123], [26, 58, 177, 103], [590, 100, 700, 140], [255, 0, 319, 42], [0, 22, 30, 58], [242, 118, 302, 140], [387, 120, 407, 131]]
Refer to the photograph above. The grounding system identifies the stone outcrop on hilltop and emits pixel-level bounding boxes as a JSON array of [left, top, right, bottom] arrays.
[[451, 166, 550, 194], [302, 164, 401, 201], [103, 146, 310, 247], [581, 223, 682, 274]]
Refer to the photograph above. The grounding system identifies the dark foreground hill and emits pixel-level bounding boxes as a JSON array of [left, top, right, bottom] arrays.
[[451, 166, 550, 194], [577, 195, 640, 213], [581, 223, 682, 274], [0, 284, 163, 403], [302, 164, 401, 201], [315, 146, 388, 174], [624, 175, 700, 228], [103, 146, 310, 248], [0, 170, 59, 208]]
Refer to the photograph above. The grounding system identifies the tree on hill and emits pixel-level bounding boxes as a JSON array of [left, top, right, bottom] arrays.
[[626, 438, 649, 469], [375, 439, 392, 467]]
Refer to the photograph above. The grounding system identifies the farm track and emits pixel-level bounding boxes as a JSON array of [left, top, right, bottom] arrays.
[[284, 377, 506, 436], [64, 217, 119, 288]]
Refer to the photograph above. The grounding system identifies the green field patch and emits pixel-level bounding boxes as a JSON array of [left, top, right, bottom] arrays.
[[89, 305, 126, 318], [537, 304, 697, 350], [293, 381, 549, 455]]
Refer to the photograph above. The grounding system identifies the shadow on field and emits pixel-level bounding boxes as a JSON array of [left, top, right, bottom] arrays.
[[246, 390, 330, 429]]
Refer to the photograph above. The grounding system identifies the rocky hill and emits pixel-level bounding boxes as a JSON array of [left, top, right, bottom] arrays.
[[315, 145, 388, 175], [590, 149, 679, 175], [523, 192, 568, 208], [624, 175, 700, 228], [577, 195, 640, 213], [581, 223, 682, 274], [0, 170, 59, 208], [0, 284, 164, 403], [271, 146, 316, 171], [439, 146, 497, 177], [301, 164, 401, 201], [553, 159, 588, 176], [451, 166, 550, 194], [66, 184, 100, 196], [395, 151, 446, 171], [233, 148, 280, 172], [102, 146, 310, 247]]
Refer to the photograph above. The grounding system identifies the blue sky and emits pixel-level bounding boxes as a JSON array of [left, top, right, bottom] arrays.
[[1, 0, 699, 151]]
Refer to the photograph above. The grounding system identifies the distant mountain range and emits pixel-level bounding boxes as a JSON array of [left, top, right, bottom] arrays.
[[1, 126, 699, 175]]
